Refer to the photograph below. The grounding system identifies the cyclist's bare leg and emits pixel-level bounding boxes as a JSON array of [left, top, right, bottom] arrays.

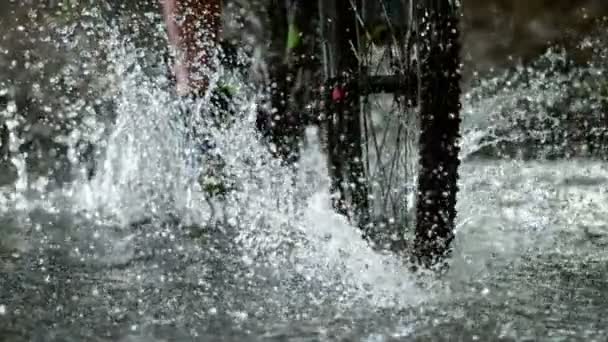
[[160, 0, 233, 197], [161, 0, 222, 96]]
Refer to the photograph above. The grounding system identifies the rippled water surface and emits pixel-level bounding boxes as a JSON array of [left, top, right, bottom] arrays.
[[2, 160, 607, 341]]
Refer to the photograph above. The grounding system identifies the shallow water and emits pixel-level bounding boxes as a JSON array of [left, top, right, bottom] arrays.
[[1, 160, 608, 341]]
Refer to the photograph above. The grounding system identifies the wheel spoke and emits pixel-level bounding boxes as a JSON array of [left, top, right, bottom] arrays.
[[316, 0, 461, 265]]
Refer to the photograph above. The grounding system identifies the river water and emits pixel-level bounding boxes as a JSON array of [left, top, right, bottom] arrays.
[[1, 8, 608, 342]]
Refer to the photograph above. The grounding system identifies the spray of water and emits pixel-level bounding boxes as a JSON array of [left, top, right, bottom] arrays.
[[0, 8, 431, 317], [2, 5, 608, 339]]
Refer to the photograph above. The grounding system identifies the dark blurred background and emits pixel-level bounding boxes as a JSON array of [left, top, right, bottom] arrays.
[[2, 0, 608, 78], [462, 0, 608, 74]]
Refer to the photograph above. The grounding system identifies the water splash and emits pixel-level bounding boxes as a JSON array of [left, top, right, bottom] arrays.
[[0, 9, 431, 315], [2, 5, 608, 340], [461, 47, 608, 160]]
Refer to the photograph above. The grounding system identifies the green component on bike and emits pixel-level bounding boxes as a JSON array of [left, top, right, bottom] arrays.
[[200, 175, 229, 197], [286, 23, 301, 51], [369, 24, 388, 44], [217, 82, 237, 97]]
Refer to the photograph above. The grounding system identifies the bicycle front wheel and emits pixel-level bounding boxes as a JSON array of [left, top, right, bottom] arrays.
[[318, 0, 462, 269]]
